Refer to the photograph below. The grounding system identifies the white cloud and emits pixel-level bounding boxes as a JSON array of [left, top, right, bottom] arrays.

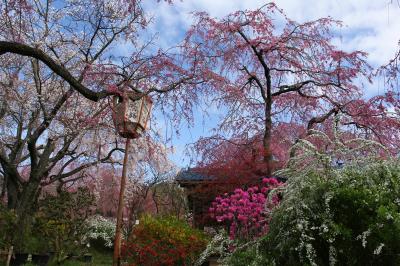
[[145, 0, 400, 66]]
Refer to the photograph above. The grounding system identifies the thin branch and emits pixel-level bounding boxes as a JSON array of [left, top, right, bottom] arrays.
[[272, 80, 341, 97]]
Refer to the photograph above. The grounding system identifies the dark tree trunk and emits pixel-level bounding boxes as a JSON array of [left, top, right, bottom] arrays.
[[152, 189, 159, 215], [1, 174, 5, 201], [16, 179, 41, 216], [12, 178, 42, 251], [6, 174, 19, 209], [263, 100, 273, 177], [263, 56, 273, 177]]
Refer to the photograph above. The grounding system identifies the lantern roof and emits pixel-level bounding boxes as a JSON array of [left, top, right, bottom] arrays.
[[125, 90, 153, 103]]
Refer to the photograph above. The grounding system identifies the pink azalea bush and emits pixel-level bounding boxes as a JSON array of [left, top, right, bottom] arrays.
[[209, 178, 283, 240]]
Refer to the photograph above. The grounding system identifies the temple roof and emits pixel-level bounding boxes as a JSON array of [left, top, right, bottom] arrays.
[[176, 168, 287, 183], [176, 169, 212, 182]]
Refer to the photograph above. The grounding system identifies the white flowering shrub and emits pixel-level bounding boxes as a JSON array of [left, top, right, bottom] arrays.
[[260, 161, 400, 265], [195, 230, 271, 266], [86, 215, 116, 248], [278, 114, 388, 179], [194, 231, 233, 266]]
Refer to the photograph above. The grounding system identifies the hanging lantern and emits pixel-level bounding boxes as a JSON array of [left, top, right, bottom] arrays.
[[112, 91, 153, 139]]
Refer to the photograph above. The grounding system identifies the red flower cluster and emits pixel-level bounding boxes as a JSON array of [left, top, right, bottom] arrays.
[[121, 216, 207, 266]]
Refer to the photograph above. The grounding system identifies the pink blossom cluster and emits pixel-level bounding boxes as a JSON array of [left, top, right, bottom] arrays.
[[209, 178, 282, 240]]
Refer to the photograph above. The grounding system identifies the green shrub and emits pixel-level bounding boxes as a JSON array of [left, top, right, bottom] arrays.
[[34, 187, 95, 261], [226, 241, 272, 266], [0, 204, 16, 249]]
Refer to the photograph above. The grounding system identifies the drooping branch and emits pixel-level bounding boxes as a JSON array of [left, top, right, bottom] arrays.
[[47, 146, 124, 183], [0, 41, 114, 101], [0, 41, 195, 102]]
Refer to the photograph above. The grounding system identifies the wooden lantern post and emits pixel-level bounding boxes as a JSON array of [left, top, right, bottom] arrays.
[[112, 91, 152, 266]]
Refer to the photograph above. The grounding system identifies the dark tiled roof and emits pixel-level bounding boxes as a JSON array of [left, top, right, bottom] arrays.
[[176, 169, 287, 183], [176, 169, 212, 182]]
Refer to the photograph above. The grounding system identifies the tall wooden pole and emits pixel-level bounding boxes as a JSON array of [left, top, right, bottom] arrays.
[[113, 138, 131, 266]]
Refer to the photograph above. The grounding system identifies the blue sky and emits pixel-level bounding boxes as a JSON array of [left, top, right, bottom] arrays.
[[139, 0, 400, 168]]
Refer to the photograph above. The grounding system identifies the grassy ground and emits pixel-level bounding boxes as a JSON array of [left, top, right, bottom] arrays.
[[59, 248, 113, 266], [1, 247, 113, 266]]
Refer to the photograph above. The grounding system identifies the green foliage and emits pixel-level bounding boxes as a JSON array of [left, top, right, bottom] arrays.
[[34, 187, 95, 261], [122, 215, 208, 266], [227, 242, 271, 266], [0, 206, 38, 253], [261, 161, 400, 265], [228, 247, 258, 265], [0, 204, 16, 249]]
